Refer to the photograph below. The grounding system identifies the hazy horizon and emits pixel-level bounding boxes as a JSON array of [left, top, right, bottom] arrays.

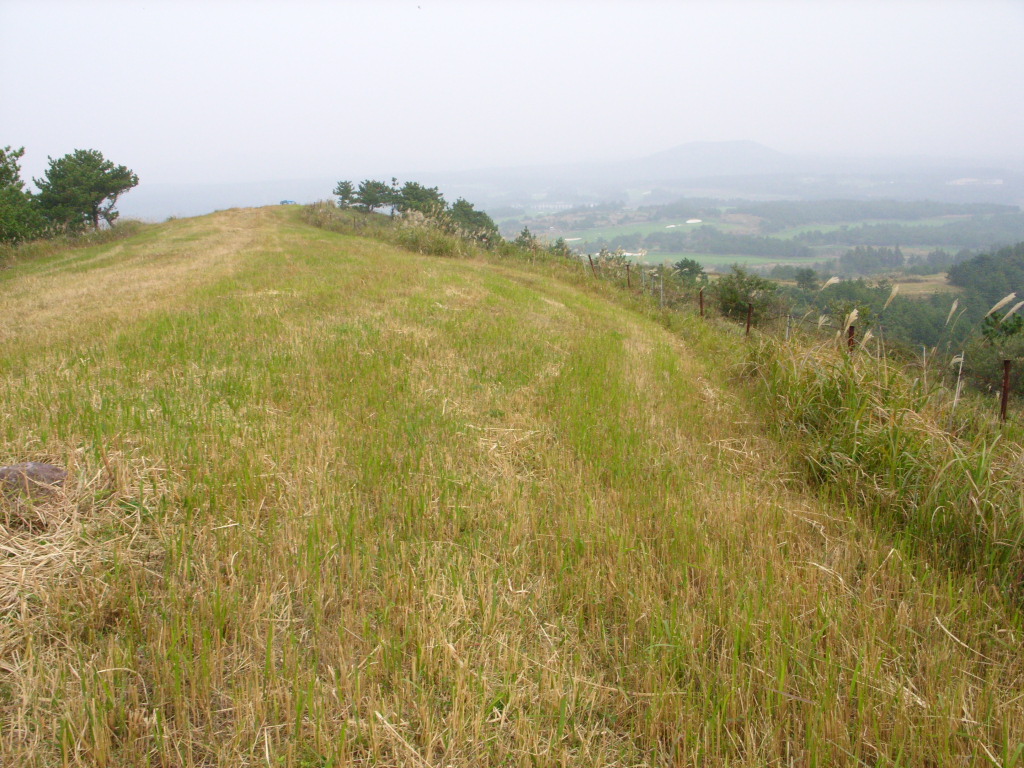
[[3, 0, 1023, 188]]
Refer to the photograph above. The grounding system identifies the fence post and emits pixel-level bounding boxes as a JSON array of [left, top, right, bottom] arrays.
[[699, 287, 704, 318], [1001, 359, 1012, 422], [587, 254, 597, 279], [745, 303, 753, 336], [847, 325, 856, 352], [626, 263, 631, 290], [785, 314, 791, 341], [659, 271, 664, 308]]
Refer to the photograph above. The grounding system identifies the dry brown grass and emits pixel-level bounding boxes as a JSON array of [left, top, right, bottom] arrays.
[[0, 208, 266, 349], [892, 272, 961, 297], [0, 207, 1020, 766]]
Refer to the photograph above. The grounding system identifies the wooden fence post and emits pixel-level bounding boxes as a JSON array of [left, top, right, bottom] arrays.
[[587, 254, 597, 279], [699, 287, 704, 318], [626, 263, 631, 290], [745, 303, 753, 336], [847, 325, 856, 352]]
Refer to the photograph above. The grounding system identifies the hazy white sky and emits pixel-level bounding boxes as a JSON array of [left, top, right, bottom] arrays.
[[2, 0, 1022, 186]]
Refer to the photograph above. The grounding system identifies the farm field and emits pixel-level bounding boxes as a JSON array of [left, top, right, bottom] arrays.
[[553, 216, 968, 244], [553, 218, 747, 241], [770, 272, 962, 301], [890, 272, 962, 296], [532, 220, 939, 272], [769, 215, 969, 239], [635, 251, 824, 270], [0, 206, 1021, 766], [504, 201, 1024, 274]]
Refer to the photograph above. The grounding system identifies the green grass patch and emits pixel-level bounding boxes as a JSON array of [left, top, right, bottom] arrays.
[[0, 206, 1021, 766]]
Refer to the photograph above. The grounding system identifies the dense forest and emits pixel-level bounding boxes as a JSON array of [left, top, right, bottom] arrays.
[[947, 242, 1024, 309], [591, 226, 815, 258], [792, 214, 1024, 249]]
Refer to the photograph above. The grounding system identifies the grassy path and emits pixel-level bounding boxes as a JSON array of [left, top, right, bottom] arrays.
[[0, 208, 1020, 766]]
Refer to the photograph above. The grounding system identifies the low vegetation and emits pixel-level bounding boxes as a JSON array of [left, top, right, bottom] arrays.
[[0, 218, 151, 267], [746, 334, 1024, 592], [0, 205, 1022, 766]]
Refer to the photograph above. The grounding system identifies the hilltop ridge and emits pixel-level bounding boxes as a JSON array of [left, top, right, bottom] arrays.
[[0, 206, 1021, 766]]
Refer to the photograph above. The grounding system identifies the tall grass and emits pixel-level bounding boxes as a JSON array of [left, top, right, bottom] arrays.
[[0, 219, 152, 268], [745, 335, 1024, 593], [301, 203, 475, 259]]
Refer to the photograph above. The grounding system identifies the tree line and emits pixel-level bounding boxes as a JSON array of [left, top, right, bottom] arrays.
[[792, 214, 1024, 249], [0, 146, 138, 244], [333, 178, 501, 246], [589, 226, 814, 259], [586, 216, 1024, 261], [727, 199, 1014, 231]]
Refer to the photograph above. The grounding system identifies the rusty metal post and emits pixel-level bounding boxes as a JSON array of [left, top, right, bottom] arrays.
[[699, 287, 704, 318], [1001, 359, 1012, 422], [847, 325, 856, 351], [745, 303, 753, 336], [587, 254, 597, 278]]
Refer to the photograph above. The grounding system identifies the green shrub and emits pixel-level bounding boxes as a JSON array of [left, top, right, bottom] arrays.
[[713, 265, 779, 324]]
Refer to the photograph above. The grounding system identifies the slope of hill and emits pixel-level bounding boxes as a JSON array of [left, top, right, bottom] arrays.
[[0, 208, 1021, 766]]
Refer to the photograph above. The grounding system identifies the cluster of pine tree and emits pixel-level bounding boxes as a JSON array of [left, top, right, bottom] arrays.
[[0, 146, 138, 244], [333, 178, 500, 246]]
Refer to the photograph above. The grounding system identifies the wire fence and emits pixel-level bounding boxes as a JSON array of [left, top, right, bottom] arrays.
[[579, 255, 1020, 423]]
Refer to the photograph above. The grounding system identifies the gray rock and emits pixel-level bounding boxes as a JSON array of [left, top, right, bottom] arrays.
[[0, 462, 67, 496]]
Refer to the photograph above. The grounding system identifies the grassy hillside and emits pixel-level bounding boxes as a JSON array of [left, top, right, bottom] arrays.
[[1, 207, 1022, 767]]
